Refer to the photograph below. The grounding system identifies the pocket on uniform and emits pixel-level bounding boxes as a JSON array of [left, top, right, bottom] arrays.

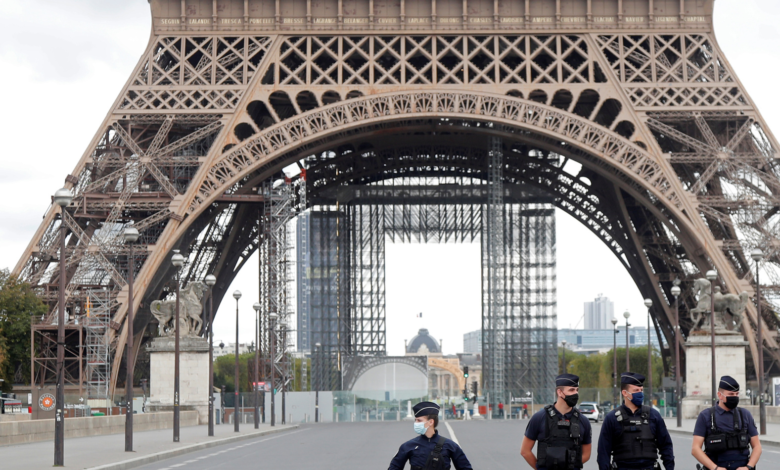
[[545, 446, 569, 470]]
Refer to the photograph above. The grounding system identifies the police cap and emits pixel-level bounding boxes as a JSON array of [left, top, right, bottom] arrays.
[[555, 373, 579, 387], [621, 372, 645, 385], [413, 401, 440, 417], [719, 375, 740, 392]]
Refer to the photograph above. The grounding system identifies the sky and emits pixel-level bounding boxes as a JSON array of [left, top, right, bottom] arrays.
[[1, 1, 778, 356]]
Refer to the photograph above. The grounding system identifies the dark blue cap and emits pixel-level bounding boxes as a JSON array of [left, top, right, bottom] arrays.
[[719, 376, 739, 392], [413, 401, 440, 417], [621, 372, 645, 385], [556, 373, 579, 387]]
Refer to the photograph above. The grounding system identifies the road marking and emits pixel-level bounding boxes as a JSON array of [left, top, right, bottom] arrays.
[[444, 421, 460, 446], [151, 428, 311, 469]]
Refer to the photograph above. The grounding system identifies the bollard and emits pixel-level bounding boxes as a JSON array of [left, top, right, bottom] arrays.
[[366, 411, 369, 422], [336, 413, 339, 423]]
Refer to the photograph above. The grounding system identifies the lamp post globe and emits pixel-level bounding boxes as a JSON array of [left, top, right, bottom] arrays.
[[671, 285, 681, 297], [644, 298, 652, 308], [204, 274, 216, 287], [623, 310, 630, 320], [233, 290, 242, 300], [253, 302, 261, 312], [171, 250, 185, 268], [123, 226, 140, 243], [706, 269, 717, 281], [751, 248, 764, 262], [54, 188, 74, 207]]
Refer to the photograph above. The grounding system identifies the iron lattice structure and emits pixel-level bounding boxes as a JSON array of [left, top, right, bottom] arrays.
[[16, 0, 780, 397]]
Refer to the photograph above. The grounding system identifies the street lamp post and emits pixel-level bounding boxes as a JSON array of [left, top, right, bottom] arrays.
[[123, 226, 139, 452], [706, 270, 718, 405], [232, 290, 242, 432], [204, 274, 216, 437], [253, 302, 261, 429], [671, 280, 682, 428], [561, 340, 567, 373], [314, 343, 321, 423], [280, 320, 287, 425], [53, 188, 73, 466], [269, 312, 278, 426], [623, 310, 631, 371], [171, 249, 185, 442], [751, 249, 766, 435], [612, 318, 618, 409], [644, 299, 653, 403]]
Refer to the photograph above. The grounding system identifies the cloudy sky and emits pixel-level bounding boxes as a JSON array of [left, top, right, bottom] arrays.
[[1, 1, 778, 356]]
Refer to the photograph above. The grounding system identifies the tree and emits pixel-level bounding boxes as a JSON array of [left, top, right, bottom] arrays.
[[0, 269, 47, 392]]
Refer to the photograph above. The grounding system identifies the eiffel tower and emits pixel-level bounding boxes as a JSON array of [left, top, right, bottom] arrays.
[[17, 0, 780, 397]]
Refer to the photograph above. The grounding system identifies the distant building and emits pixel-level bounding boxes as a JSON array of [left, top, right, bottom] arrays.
[[213, 342, 253, 360], [584, 295, 614, 330], [406, 328, 442, 356], [558, 327, 661, 351], [463, 330, 481, 354]]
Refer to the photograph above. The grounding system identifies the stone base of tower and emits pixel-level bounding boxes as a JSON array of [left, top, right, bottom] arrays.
[[682, 331, 748, 419], [147, 337, 210, 424]]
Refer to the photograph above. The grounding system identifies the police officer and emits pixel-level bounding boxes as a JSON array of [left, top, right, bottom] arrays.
[[388, 401, 473, 470], [597, 372, 675, 470], [520, 373, 593, 470], [691, 376, 762, 470]]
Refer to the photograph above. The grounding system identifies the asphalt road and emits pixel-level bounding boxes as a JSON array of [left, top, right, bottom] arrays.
[[133, 419, 713, 470]]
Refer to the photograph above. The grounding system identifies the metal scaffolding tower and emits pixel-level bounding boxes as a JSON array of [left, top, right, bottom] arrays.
[[84, 290, 112, 403], [483, 136, 507, 409]]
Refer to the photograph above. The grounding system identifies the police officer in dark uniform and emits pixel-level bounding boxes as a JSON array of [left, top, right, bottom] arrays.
[[520, 373, 593, 470], [692, 376, 762, 470], [388, 401, 473, 470], [597, 372, 675, 470]]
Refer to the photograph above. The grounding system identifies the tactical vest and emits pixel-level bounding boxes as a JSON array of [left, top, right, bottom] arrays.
[[411, 435, 447, 470], [704, 406, 750, 464], [537, 405, 583, 470], [612, 405, 659, 462]]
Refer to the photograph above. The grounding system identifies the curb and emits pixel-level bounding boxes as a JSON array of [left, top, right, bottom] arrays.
[[87, 425, 300, 470], [666, 428, 780, 448]]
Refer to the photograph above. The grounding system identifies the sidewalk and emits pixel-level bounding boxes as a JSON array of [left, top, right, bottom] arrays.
[[663, 418, 780, 447], [0, 420, 297, 470]]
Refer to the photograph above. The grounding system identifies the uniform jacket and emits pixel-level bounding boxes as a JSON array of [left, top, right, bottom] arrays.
[[596, 404, 675, 470], [388, 430, 473, 470]]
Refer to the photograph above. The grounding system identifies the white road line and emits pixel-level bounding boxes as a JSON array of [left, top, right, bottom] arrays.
[[444, 421, 460, 446]]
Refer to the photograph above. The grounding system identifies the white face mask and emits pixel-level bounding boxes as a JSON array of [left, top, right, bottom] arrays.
[[413, 421, 428, 435]]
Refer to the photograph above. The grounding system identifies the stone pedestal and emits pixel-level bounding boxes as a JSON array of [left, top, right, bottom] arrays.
[[682, 331, 748, 419], [147, 336, 210, 424]]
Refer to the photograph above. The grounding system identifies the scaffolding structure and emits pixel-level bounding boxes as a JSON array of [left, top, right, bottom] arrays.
[[297, 140, 558, 398], [84, 290, 112, 402], [483, 136, 507, 409], [259, 178, 302, 396]]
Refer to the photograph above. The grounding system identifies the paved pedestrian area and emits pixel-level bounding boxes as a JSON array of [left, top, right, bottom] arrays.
[[0, 421, 296, 470], [128, 419, 780, 470]]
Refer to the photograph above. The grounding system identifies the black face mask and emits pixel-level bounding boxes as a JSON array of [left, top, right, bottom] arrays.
[[723, 395, 739, 410], [562, 393, 579, 407]]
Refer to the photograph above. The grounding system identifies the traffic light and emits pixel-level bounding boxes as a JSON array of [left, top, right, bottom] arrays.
[[463, 387, 469, 401], [471, 381, 478, 396], [463, 366, 469, 378]]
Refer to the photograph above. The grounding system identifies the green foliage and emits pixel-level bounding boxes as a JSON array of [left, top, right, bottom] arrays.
[[212, 352, 312, 392], [0, 269, 47, 392], [559, 346, 664, 391]]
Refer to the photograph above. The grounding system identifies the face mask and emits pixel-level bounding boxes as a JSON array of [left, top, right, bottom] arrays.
[[413, 422, 427, 435], [561, 393, 579, 407], [626, 391, 644, 407], [723, 395, 739, 410]]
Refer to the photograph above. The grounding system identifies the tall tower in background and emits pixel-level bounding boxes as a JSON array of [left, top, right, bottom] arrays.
[[584, 295, 614, 330]]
